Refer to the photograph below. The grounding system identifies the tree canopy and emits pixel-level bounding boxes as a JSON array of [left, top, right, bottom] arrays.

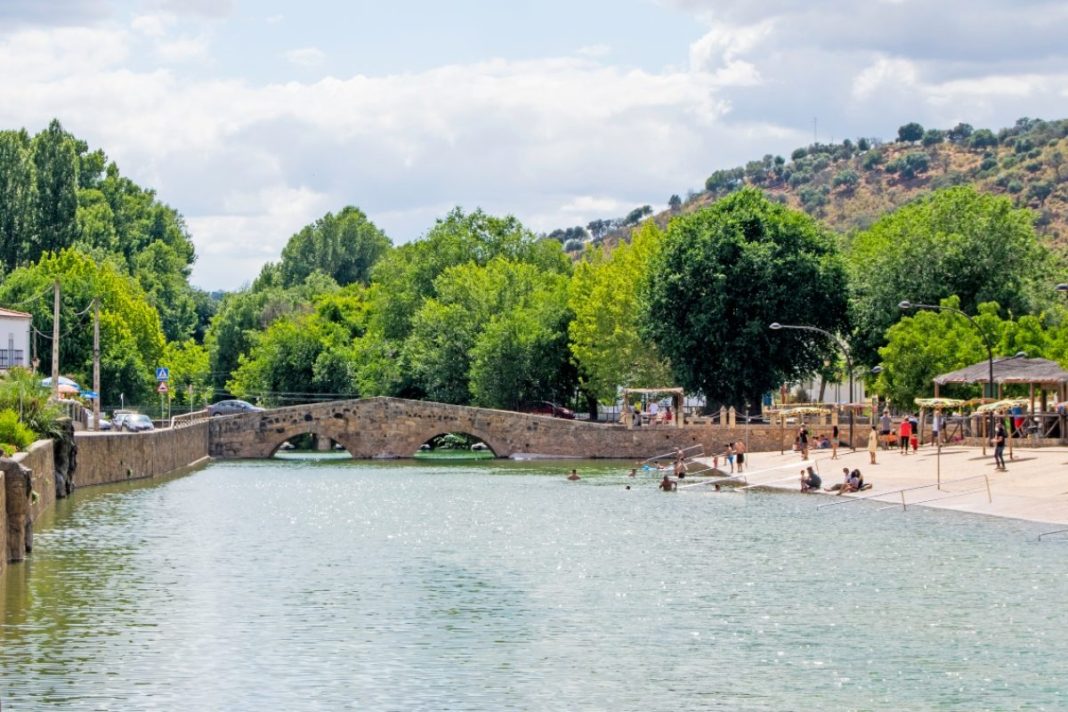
[[642, 188, 849, 408], [847, 186, 1050, 366]]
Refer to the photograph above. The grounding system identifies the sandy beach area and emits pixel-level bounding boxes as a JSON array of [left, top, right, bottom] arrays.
[[694, 441, 1068, 527]]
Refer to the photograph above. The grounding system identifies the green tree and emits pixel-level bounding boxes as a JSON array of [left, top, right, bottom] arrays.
[[226, 285, 370, 404], [279, 206, 391, 288], [668, 194, 682, 211], [642, 188, 849, 409], [897, 122, 924, 143], [0, 130, 36, 268], [0, 249, 165, 404], [400, 258, 575, 407], [31, 119, 79, 256], [847, 186, 1049, 366], [160, 339, 211, 408], [568, 221, 673, 405]]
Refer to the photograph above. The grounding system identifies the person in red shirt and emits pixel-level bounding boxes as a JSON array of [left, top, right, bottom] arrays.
[[899, 417, 912, 455]]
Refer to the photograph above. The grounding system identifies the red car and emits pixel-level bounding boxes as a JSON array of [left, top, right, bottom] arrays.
[[521, 401, 575, 419]]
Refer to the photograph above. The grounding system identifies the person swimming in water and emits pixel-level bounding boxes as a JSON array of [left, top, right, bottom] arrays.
[[567, 469, 580, 481]]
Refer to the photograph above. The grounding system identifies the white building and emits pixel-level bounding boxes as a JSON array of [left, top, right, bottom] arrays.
[[0, 308, 33, 370]]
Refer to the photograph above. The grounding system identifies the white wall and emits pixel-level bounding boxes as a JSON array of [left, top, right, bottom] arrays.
[[0, 316, 32, 369]]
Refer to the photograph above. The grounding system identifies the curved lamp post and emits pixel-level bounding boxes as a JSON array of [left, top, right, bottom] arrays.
[[769, 322, 855, 450], [898, 300, 996, 453]]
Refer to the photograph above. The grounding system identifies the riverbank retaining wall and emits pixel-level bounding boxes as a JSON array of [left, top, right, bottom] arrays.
[[73, 423, 209, 487], [1, 422, 209, 572]]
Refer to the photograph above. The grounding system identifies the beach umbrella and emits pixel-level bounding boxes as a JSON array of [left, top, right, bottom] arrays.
[[975, 398, 1029, 413], [914, 397, 965, 409], [40, 376, 80, 389]]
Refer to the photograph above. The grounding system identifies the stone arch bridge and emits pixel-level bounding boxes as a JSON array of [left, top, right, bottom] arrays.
[[208, 397, 740, 460]]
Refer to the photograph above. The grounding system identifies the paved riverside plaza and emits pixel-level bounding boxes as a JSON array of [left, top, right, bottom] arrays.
[[694, 440, 1068, 526]]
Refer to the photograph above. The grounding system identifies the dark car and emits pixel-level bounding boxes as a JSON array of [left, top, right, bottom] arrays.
[[207, 399, 264, 417], [119, 413, 155, 432], [521, 401, 576, 419]]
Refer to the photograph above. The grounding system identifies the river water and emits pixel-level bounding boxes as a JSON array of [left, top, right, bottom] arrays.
[[2, 457, 1067, 710]]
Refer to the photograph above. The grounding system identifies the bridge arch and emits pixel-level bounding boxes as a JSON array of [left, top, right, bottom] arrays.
[[398, 425, 506, 459], [260, 422, 359, 459]]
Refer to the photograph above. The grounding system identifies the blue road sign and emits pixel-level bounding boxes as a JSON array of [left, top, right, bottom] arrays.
[[156, 367, 170, 381]]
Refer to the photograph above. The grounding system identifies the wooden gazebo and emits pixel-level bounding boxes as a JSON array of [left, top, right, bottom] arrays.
[[621, 387, 685, 429], [932, 358, 1068, 443]]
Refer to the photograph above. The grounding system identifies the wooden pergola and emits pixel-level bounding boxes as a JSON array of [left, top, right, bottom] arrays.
[[933, 357, 1068, 411], [621, 387, 684, 429], [932, 358, 1068, 446]]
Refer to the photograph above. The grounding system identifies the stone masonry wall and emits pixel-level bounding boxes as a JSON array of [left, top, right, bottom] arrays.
[[1, 423, 209, 572], [210, 397, 863, 460], [14, 440, 57, 524], [73, 422, 209, 487]]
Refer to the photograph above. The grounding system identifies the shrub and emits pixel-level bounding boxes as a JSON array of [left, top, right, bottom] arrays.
[[861, 150, 884, 170], [0, 367, 63, 440], [0, 409, 35, 451]]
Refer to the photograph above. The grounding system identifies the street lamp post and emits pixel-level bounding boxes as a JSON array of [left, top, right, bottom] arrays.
[[769, 322, 855, 451], [899, 300, 996, 454]]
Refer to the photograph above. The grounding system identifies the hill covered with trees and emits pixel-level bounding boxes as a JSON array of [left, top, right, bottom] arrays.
[[551, 117, 1068, 255]]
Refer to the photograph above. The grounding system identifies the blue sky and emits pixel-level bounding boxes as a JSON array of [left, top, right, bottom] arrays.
[[1, 0, 1066, 289]]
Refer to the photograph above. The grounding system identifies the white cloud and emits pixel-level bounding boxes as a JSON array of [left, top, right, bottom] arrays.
[[2, 3, 1067, 289], [131, 13, 175, 38], [577, 44, 610, 58], [852, 56, 918, 100], [157, 35, 210, 63], [284, 47, 326, 68]]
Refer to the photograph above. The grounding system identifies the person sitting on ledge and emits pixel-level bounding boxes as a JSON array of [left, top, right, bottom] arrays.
[[801, 466, 822, 492], [825, 467, 851, 492], [837, 469, 866, 495]]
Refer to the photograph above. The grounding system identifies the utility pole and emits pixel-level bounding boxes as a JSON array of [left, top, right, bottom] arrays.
[[93, 297, 101, 431], [51, 280, 60, 400]]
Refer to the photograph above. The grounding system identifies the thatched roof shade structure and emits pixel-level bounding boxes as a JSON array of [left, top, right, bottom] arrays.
[[933, 358, 1068, 388]]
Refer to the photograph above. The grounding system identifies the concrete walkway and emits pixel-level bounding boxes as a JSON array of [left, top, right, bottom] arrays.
[[694, 442, 1068, 526]]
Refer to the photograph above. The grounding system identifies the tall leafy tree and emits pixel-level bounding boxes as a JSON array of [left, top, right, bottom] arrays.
[[31, 119, 79, 257], [279, 206, 391, 287], [847, 186, 1049, 366], [568, 220, 672, 404], [226, 285, 369, 404], [642, 188, 849, 409], [0, 129, 36, 267]]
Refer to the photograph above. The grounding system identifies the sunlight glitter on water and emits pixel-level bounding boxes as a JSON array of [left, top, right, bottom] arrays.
[[2, 458, 1067, 710]]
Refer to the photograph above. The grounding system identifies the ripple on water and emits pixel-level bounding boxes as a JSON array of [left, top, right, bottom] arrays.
[[2, 459, 1067, 710]]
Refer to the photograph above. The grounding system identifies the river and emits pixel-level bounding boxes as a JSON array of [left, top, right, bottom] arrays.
[[2, 457, 1067, 710]]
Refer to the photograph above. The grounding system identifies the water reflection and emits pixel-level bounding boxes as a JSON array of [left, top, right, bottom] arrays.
[[2, 459, 1067, 710]]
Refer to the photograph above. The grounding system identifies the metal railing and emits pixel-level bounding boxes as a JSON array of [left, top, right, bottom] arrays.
[[816, 473, 992, 512]]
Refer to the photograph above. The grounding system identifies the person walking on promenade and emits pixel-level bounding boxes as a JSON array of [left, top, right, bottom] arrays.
[[867, 425, 878, 465], [798, 425, 809, 461], [898, 417, 912, 456], [735, 440, 747, 473], [879, 410, 892, 450], [993, 420, 1008, 471], [831, 423, 840, 460]]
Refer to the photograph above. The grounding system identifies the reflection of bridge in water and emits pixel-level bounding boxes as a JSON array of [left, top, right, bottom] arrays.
[[208, 397, 722, 460]]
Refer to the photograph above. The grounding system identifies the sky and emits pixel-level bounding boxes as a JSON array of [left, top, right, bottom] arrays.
[[1, 0, 1066, 290]]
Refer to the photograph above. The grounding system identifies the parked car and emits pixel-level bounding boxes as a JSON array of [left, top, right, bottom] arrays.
[[86, 413, 112, 431], [520, 401, 575, 419], [207, 399, 264, 417], [118, 413, 155, 432]]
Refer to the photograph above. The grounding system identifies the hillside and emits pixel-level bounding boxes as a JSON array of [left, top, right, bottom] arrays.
[[578, 117, 1068, 252]]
